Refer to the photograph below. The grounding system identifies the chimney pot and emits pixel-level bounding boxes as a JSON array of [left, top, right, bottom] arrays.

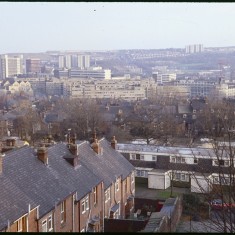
[[71, 133, 77, 145], [111, 136, 117, 149]]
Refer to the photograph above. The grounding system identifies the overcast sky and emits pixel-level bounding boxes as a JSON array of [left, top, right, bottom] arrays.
[[0, 2, 235, 53]]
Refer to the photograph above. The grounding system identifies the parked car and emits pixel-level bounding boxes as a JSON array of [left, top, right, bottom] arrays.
[[211, 199, 235, 210]]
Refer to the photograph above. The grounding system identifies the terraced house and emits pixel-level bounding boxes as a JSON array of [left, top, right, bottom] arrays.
[[0, 135, 135, 232], [117, 143, 234, 194]]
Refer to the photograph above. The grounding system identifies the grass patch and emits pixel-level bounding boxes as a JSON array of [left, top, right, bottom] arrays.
[[157, 190, 179, 199]]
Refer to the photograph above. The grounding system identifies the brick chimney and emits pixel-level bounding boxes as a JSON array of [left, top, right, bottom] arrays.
[[111, 136, 117, 149], [70, 144, 78, 155], [37, 145, 48, 165], [91, 138, 99, 154], [6, 138, 16, 147]]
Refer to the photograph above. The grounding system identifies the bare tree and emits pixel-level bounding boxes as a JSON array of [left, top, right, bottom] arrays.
[[184, 99, 235, 233]]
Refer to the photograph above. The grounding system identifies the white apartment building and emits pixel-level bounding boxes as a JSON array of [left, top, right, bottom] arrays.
[[58, 54, 90, 69], [0, 55, 23, 79], [185, 44, 204, 54], [173, 80, 216, 97], [77, 55, 90, 69], [63, 78, 157, 101], [216, 83, 235, 99], [70, 68, 111, 80], [153, 73, 176, 84]]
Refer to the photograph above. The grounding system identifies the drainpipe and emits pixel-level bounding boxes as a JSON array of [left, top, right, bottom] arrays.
[[7, 220, 10, 232], [72, 194, 75, 232], [78, 200, 80, 232], [53, 203, 56, 232], [27, 204, 31, 232], [102, 182, 104, 232], [36, 205, 40, 232]]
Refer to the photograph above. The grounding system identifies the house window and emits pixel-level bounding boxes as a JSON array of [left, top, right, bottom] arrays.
[[115, 179, 119, 192], [181, 158, 186, 163], [175, 173, 180, 180], [176, 157, 181, 163], [181, 174, 186, 181], [171, 157, 176, 163], [82, 200, 86, 213], [17, 218, 23, 232], [136, 170, 141, 177], [42, 220, 47, 232], [219, 160, 225, 166], [152, 155, 157, 161], [105, 188, 110, 202], [48, 215, 53, 232], [93, 187, 97, 205], [131, 172, 134, 183], [136, 154, 140, 160], [81, 196, 89, 213], [213, 159, 229, 167], [221, 177, 230, 185], [85, 196, 89, 210], [194, 158, 198, 164], [140, 154, 144, 160], [213, 176, 219, 184], [60, 201, 66, 224], [130, 153, 135, 160]]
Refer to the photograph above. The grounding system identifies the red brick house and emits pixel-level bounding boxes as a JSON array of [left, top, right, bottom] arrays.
[[0, 134, 135, 232]]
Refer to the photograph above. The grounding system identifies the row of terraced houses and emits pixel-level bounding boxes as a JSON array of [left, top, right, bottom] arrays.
[[0, 134, 135, 232]]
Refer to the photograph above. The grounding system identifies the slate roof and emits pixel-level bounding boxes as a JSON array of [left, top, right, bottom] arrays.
[[0, 175, 37, 230], [77, 138, 135, 189], [0, 138, 134, 230], [1, 143, 100, 227]]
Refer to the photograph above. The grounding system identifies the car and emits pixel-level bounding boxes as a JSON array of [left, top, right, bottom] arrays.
[[211, 199, 235, 210]]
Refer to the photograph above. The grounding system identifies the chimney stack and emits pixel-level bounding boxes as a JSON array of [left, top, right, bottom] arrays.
[[37, 145, 48, 165], [91, 138, 99, 154], [111, 136, 117, 149], [6, 138, 16, 147]]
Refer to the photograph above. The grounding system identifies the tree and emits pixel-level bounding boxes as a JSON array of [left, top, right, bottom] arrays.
[[185, 99, 235, 233]]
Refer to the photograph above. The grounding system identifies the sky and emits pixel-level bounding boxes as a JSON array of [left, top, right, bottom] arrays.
[[0, 2, 235, 53]]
